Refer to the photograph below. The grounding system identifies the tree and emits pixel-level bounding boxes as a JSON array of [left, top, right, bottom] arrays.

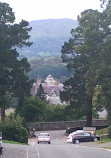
[[36, 84, 45, 101], [0, 94, 14, 121], [20, 96, 47, 122], [60, 70, 87, 121], [0, 2, 33, 120], [94, 0, 111, 123], [61, 9, 104, 126], [11, 58, 34, 112], [61, 0, 111, 126]]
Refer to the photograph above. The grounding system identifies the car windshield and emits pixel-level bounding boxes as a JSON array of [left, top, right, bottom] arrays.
[[39, 133, 49, 137], [84, 132, 91, 136]]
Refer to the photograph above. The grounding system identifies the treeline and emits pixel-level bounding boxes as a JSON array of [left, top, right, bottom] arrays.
[[18, 96, 98, 122], [28, 56, 72, 82]]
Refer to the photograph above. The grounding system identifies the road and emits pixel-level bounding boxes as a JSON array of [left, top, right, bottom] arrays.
[[0, 130, 111, 158]]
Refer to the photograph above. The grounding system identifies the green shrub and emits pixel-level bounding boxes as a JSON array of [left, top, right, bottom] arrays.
[[0, 114, 29, 143], [96, 126, 109, 135], [20, 96, 47, 122]]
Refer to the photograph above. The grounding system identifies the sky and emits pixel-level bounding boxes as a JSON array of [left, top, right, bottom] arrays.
[[1, 0, 101, 23]]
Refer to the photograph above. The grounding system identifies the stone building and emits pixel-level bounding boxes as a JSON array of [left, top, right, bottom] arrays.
[[30, 74, 64, 104], [30, 74, 107, 117]]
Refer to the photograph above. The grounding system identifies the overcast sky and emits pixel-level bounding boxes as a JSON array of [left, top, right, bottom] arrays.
[[1, 0, 101, 23]]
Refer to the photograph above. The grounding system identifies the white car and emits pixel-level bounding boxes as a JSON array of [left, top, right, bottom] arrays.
[[66, 133, 74, 143], [37, 133, 51, 144], [66, 130, 83, 143]]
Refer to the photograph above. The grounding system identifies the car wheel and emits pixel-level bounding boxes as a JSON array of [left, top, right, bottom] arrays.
[[0, 148, 2, 154], [48, 142, 50, 144], [38, 142, 39, 144], [94, 138, 98, 142], [75, 139, 80, 144]]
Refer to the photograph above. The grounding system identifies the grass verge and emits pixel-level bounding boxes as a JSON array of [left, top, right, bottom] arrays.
[[3, 140, 28, 145], [96, 127, 109, 135], [102, 147, 111, 150], [98, 138, 111, 144]]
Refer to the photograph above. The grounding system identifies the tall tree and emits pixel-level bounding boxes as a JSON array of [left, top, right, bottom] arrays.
[[96, 0, 111, 123], [36, 84, 45, 101], [0, 2, 33, 120], [61, 9, 104, 126], [11, 58, 33, 112]]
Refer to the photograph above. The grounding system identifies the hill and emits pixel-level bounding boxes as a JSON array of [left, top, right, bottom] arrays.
[[18, 19, 78, 82], [19, 18, 78, 57], [28, 56, 73, 82]]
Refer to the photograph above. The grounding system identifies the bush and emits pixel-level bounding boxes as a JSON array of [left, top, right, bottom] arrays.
[[0, 114, 29, 143]]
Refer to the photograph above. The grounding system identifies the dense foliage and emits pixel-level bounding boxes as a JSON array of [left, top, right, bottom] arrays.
[[0, 114, 28, 143], [28, 56, 72, 82], [45, 104, 67, 122], [20, 97, 47, 122], [0, 2, 33, 120], [61, 0, 111, 126], [19, 96, 98, 122]]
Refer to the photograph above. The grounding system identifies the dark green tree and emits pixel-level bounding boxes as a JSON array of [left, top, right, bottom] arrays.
[[36, 84, 45, 101], [60, 70, 87, 121], [94, 0, 111, 123], [46, 104, 66, 122], [0, 2, 33, 120], [11, 58, 33, 112], [61, 9, 104, 126], [20, 96, 47, 122]]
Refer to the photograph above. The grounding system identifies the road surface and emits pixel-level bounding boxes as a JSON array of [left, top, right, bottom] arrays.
[[0, 130, 111, 158]]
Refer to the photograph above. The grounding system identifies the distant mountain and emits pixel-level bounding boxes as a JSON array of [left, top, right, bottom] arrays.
[[19, 18, 78, 58]]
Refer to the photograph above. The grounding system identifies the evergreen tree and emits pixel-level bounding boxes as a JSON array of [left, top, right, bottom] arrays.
[[61, 9, 104, 126], [36, 84, 45, 101], [61, 0, 111, 126], [0, 3, 33, 120], [96, 0, 111, 123]]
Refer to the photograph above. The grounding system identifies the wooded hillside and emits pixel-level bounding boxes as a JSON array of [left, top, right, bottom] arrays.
[[19, 18, 78, 57]]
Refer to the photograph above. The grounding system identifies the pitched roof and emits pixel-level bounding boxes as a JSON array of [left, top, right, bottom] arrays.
[[42, 84, 64, 96], [47, 74, 53, 78], [44, 74, 56, 85]]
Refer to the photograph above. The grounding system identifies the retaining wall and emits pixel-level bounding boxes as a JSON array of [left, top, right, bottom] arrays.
[[27, 119, 109, 131]]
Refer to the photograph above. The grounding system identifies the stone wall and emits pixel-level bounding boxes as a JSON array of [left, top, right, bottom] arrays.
[[27, 119, 109, 131]]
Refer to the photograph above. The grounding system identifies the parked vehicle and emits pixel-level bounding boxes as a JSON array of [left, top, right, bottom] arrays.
[[66, 130, 83, 143], [66, 133, 75, 143], [72, 132, 100, 144], [0, 132, 3, 154], [37, 133, 51, 144]]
